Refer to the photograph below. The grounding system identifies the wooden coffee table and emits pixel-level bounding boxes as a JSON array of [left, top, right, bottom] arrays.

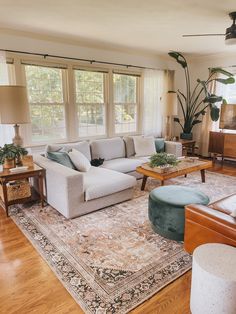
[[136, 159, 212, 190]]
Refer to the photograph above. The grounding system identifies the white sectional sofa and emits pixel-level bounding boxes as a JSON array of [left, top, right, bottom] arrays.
[[91, 137, 182, 177], [34, 137, 182, 219]]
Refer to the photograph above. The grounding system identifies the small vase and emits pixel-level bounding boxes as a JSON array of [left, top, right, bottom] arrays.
[[3, 158, 15, 169], [180, 132, 193, 140]]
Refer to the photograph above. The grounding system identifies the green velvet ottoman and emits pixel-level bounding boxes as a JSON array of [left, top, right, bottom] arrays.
[[148, 185, 209, 241]]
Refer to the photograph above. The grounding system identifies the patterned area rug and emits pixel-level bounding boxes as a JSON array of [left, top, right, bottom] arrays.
[[10, 171, 236, 313]]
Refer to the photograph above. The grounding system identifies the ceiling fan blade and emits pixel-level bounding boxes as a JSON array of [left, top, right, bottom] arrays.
[[183, 34, 225, 37]]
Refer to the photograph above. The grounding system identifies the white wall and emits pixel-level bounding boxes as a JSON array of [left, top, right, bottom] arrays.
[[0, 31, 167, 69]]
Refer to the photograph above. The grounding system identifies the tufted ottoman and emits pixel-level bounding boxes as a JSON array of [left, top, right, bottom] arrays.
[[148, 185, 209, 241]]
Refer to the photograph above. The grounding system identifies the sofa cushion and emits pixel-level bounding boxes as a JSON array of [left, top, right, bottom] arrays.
[[164, 141, 182, 158], [47, 151, 76, 169], [131, 156, 151, 163], [101, 158, 143, 173], [90, 137, 125, 161], [155, 138, 165, 153], [133, 136, 156, 157], [46, 141, 91, 161], [123, 136, 135, 157], [83, 167, 136, 201], [68, 149, 91, 172]]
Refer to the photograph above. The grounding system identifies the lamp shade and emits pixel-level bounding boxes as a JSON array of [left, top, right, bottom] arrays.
[[165, 93, 178, 116], [0, 85, 30, 124]]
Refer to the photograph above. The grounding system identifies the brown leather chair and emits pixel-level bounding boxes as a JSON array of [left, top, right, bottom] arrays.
[[184, 194, 236, 254]]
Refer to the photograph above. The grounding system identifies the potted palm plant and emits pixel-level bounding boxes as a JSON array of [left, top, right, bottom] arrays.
[[0, 144, 28, 169], [168, 51, 235, 140]]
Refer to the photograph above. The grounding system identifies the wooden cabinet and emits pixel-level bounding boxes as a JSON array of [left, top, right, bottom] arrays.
[[208, 131, 236, 162]]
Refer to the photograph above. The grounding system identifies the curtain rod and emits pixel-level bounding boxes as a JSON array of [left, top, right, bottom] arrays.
[[0, 48, 163, 71]]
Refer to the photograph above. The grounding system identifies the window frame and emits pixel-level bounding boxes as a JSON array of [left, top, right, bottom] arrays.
[[112, 72, 141, 136], [10, 53, 143, 146], [24, 63, 68, 144], [73, 68, 109, 139]]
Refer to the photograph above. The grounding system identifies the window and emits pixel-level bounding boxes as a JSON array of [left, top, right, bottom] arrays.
[[223, 74, 236, 103], [22, 60, 142, 143], [74, 69, 106, 137], [113, 73, 139, 134], [25, 65, 66, 143]]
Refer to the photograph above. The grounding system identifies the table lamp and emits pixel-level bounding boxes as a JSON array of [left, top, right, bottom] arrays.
[[0, 85, 30, 146], [165, 93, 178, 140]]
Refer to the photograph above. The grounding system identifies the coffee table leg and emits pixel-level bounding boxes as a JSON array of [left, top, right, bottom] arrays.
[[201, 169, 205, 183], [161, 180, 164, 186], [141, 175, 148, 191]]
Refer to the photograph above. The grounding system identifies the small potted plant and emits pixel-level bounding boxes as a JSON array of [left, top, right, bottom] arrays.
[[0, 144, 28, 169], [149, 152, 179, 172]]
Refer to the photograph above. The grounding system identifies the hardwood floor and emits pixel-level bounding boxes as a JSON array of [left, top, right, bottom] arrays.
[[0, 160, 235, 314]]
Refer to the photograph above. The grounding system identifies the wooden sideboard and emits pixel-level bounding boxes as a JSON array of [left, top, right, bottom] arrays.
[[208, 131, 236, 162]]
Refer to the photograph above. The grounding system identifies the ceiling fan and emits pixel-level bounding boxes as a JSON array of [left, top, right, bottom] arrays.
[[182, 11, 236, 45]]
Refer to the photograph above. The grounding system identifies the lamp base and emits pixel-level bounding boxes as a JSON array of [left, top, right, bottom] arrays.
[[12, 124, 23, 146], [165, 115, 171, 140]]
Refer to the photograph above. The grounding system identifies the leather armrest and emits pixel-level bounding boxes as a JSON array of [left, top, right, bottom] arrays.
[[184, 204, 236, 253], [185, 204, 236, 229]]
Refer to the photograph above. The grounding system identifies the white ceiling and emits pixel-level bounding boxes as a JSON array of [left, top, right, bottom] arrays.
[[0, 0, 236, 56]]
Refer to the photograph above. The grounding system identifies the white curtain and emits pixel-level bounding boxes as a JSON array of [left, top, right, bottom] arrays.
[[0, 51, 14, 146], [142, 69, 165, 137]]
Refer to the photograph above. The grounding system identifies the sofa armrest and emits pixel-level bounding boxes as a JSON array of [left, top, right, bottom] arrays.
[[184, 204, 236, 253], [186, 204, 236, 228], [164, 141, 182, 157], [33, 154, 84, 218]]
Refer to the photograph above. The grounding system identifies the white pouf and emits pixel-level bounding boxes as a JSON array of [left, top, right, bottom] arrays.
[[190, 243, 236, 314]]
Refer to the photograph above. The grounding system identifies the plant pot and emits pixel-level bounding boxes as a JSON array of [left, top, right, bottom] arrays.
[[3, 158, 15, 169], [180, 132, 193, 140]]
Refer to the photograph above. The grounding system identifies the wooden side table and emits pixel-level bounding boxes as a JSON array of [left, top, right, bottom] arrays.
[[0, 163, 46, 217], [179, 139, 196, 156]]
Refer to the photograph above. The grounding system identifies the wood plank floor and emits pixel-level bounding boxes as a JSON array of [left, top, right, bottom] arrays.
[[0, 160, 235, 314]]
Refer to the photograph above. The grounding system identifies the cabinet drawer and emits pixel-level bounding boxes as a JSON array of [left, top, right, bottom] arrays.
[[208, 131, 224, 154], [224, 134, 236, 157]]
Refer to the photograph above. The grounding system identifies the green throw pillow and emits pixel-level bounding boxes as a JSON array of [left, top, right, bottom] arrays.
[[155, 138, 165, 153], [47, 151, 76, 169]]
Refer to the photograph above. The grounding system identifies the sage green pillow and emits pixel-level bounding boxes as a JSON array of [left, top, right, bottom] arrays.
[[47, 151, 76, 169], [155, 138, 165, 153]]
